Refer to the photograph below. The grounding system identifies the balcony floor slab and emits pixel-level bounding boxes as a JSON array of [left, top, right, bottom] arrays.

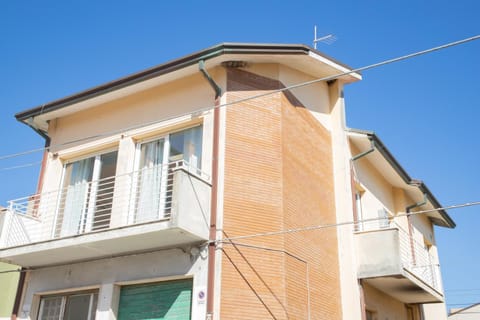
[[362, 269, 444, 304], [0, 221, 207, 268]]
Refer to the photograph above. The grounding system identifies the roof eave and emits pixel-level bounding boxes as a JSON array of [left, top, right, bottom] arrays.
[[347, 128, 456, 229], [15, 42, 359, 123]]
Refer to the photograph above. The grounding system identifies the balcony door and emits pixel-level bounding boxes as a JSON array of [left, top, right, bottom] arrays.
[[134, 137, 168, 223], [57, 150, 118, 237], [132, 126, 203, 223]]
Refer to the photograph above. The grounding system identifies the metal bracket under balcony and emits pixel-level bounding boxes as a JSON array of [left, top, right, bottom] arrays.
[[0, 162, 211, 268]]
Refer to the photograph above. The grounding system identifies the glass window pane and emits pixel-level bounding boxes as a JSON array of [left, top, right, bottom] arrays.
[[169, 126, 202, 169], [57, 157, 95, 237], [93, 151, 118, 231], [90, 294, 98, 320], [38, 297, 62, 320], [136, 139, 165, 222], [140, 139, 164, 168], [63, 294, 91, 320]]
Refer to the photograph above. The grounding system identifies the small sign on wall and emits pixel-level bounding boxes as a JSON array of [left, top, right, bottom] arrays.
[[196, 286, 207, 305]]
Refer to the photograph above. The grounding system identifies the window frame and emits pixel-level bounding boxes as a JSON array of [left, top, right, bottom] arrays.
[[128, 125, 204, 223], [53, 149, 119, 238], [37, 290, 98, 320]]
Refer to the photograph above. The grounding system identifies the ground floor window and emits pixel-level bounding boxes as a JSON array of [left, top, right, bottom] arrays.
[[366, 309, 377, 320], [118, 278, 193, 320], [38, 291, 98, 320]]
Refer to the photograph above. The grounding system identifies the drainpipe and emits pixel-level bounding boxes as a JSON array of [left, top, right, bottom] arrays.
[[199, 60, 222, 320], [350, 138, 375, 162], [406, 193, 427, 266], [406, 193, 427, 214], [199, 60, 222, 99], [350, 138, 375, 230], [11, 269, 26, 320]]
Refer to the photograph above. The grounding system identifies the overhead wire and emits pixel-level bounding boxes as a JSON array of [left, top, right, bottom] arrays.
[[1, 200, 479, 275], [0, 161, 42, 171], [212, 201, 480, 244], [0, 34, 478, 170]]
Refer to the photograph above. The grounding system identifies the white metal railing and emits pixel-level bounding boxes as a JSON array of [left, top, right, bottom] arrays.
[[1, 160, 209, 248], [395, 223, 442, 292], [355, 219, 442, 292]]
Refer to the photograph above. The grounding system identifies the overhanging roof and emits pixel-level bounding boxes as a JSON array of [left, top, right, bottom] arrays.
[[15, 42, 361, 137], [347, 128, 455, 228]]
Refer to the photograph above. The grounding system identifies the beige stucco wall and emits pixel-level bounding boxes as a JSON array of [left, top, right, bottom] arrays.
[[330, 80, 363, 319], [15, 68, 226, 320], [19, 249, 208, 320], [423, 303, 448, 320], [351, 146, 396, 220], [40, 68, 225, 195], [363, 283, 410, 320]]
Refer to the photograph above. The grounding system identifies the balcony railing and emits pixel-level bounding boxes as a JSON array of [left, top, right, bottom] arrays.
[[395, 223, 441, 292], [0, 160, 210, 250], [355, 220, 442, 295]]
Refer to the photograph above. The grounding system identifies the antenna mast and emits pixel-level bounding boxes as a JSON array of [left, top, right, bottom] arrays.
[[313, 25, 336, 49]]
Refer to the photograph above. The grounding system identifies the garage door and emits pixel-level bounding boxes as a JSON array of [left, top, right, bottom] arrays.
[[118, 278, 193, 320]]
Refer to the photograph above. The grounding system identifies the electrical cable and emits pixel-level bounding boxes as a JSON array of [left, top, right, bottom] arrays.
[[0, 161, 42, 171], [212, 201, 480, 244], [0, 34, 479, 168]]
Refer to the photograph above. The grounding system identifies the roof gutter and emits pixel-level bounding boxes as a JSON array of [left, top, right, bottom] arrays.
[[15, 43, 319, 123], [406, 193, 427, 213], [351, 139, 375, 161], [15, 45, 225, 122], [199, 60, 222, 99], [348, 129, 455, 228]]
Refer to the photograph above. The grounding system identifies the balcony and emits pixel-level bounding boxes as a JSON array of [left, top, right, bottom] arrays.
[[0, 161, 211, 267], [355, 222, 443, 303]]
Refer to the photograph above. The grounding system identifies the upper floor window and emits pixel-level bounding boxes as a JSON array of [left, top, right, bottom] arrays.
[[169, 125, 203, 169], [133, 126, 203, 223], [56, 150, 118, 237]]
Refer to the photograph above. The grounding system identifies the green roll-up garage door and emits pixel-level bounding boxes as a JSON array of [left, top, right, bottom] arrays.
[[118, 278, 193, 320]]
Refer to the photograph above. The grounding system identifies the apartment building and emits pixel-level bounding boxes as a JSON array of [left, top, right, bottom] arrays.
[[345, 129, 455, 319], [0, 43, 454, 319]]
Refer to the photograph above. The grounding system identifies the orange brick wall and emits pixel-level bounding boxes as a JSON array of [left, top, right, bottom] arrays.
[[220, 68, 341, 319]]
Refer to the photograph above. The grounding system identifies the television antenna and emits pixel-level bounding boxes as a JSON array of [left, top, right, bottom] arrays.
[[313, 25, 337, 49]]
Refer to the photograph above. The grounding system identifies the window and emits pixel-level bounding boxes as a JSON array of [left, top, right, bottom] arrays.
[[55, 150, 118, 237], [132, 126, 202, 223], [169, 126, 202, 169], [38, 292, 98, 320], [355, 191, 364, 231], [377, 208, 390, 229], [366, 309, 376, 320]]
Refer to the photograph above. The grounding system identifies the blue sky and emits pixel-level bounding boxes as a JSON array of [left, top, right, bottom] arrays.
[[1, 1, 479, 311]]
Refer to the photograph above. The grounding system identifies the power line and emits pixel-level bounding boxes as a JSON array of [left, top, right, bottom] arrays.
[[213, 201, 480, 244], [0, 34, 479, 168], [0, 161, 42, 172], [0, 147, 46, 161]]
